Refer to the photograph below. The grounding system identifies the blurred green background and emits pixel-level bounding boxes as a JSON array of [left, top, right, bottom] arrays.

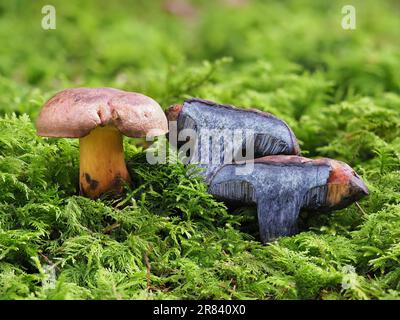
[[1, 0, 399, 116]]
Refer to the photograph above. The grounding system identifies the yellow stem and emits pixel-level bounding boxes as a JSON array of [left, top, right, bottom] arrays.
[[79, 125, 131, 198]]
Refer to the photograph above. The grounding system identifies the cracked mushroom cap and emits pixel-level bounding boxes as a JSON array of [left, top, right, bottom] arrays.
[[36, 87, 168, 138]]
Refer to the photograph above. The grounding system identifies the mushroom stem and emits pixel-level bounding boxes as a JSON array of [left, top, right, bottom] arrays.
[[79, 125, 131, 198]]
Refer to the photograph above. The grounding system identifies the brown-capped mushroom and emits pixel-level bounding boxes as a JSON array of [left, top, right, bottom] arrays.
[[36, 87, 168, 198]]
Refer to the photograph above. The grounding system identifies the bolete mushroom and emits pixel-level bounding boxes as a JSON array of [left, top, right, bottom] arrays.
[[36, 88, 168, 198], [167, 98, 300, 182], [208, 155, 369, 243]]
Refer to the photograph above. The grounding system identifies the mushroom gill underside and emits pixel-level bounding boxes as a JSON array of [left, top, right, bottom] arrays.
[[209, 179, 314, 243], [175, 111, 295, 183], [208, 163, 332, 243]]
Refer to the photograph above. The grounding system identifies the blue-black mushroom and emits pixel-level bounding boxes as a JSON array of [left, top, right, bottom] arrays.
[[167, 98, 300, 182], [208, 155, 369, 243]]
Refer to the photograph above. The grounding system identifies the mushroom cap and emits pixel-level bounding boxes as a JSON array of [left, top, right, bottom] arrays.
[[36, 87, 168, 138]]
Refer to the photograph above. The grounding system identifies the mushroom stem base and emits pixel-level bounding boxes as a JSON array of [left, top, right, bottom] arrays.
[[79, 125, 131, 199]]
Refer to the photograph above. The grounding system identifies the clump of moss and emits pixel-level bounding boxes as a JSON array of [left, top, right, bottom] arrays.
[[0, 111, 399, 300]]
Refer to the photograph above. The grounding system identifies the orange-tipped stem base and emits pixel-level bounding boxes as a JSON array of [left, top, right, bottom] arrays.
[[79, 125, 131, 199]]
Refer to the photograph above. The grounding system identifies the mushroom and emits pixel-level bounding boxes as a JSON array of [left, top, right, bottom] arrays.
[[167, 98, 300, 182], [208, 155, 369, 243], [36, 88, 168, 198]]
